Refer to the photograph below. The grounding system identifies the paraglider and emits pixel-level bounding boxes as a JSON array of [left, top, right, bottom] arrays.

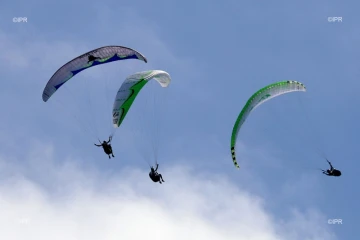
[[322, 159, 341, 177], [112, 70, 171, 178], [94, 136, 115, 159], [42, 45, 147, 102], [230, 80, 306, 169], [41, 45, 147, 150], [149, 163, 165, 184]]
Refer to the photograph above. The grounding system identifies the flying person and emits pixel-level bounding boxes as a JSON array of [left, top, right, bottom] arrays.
[[94, 136, 115, 159], [149, 163, 165, 184], [321, 159, 341, 177]]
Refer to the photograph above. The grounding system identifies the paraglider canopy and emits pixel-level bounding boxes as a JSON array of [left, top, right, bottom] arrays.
[[42, 46, 147, 102], [230, 80, 306, 169], [112, 70, 171, 128]]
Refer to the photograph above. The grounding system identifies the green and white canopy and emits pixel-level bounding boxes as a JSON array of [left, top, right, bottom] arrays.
[[230, 80, 306, 169]]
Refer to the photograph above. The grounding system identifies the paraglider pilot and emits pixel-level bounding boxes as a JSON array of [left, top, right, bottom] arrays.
[[94, 136, 115, 159], [149, 163, 165, 184], [322, 159, 341, 177]]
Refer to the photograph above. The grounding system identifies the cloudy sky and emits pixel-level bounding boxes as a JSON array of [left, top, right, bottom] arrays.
[[0, 0, 358, 239]]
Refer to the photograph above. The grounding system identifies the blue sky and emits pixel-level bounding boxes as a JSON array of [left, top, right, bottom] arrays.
[[0, 0, 358, 239]]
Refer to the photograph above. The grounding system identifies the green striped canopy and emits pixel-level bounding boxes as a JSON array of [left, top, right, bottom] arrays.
[[112, 70, 171, 128], [230, 80, 306, 169]]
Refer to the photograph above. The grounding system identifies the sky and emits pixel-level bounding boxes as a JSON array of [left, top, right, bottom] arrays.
[[0, 0, 358, 239]]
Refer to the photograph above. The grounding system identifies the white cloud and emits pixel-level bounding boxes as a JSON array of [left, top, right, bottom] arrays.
[[0, 141, 337, 240]]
